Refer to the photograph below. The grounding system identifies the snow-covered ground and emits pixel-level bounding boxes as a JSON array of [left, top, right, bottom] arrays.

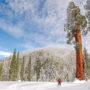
[[0, 79, 90, 90]]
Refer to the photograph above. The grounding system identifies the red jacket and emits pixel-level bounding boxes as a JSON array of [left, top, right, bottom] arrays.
[[58, 78, 62, 82]]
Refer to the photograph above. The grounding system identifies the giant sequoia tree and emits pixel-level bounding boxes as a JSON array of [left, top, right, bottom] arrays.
[[64, 2, 88, 80]]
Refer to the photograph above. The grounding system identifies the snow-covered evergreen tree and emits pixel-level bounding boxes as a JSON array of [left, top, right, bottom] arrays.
[[8, 49, 18, 81]]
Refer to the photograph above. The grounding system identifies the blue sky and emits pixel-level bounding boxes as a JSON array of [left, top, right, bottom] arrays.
[[0, 0, 89, 58]]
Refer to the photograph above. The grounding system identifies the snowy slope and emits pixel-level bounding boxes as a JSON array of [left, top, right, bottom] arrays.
[[0, 80, 90, 90], [1, 46, 76, 82]]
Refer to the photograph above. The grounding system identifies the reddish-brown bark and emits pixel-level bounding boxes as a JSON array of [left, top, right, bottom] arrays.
[[75, 25, 84, 80]]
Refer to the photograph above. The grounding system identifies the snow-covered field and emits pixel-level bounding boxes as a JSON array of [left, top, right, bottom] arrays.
[[0, 79, 90, 90]]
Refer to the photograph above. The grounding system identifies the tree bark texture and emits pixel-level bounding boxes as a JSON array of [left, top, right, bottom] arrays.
[[75, 25, 84, 80]]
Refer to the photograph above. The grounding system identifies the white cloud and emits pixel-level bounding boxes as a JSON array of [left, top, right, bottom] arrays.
[[0, 51, 12, 57], [0, 19, 24, 38], [0, 0, 90, 51], [2, 0, 70, 47]]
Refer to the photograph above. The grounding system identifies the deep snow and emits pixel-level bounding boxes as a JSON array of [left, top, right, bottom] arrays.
[[0, 79, 90, 90]]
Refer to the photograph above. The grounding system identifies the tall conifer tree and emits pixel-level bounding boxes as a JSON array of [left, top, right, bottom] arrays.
[[83, 48, 90, 78], [27, 56, 31, 81], [16, 52, 19, 80], [64, 2, 88, 80], [83, 48, 88, 77], [9, 49, 18, 81], [25, 56, 31, 81], [0, 64, 2, 80], [20, 56, 25, 81], [36, 57, 41, 81]]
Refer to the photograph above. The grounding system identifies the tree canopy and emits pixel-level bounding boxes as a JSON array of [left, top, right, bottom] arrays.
[[85, 0, 90, 30], [64, 2, 87, 44]]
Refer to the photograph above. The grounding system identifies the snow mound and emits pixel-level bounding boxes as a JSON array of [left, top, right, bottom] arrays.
[[73, 78, 86, 84], [61, 79, 86, 87]]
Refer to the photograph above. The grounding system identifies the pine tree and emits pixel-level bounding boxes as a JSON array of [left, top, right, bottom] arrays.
[[9, 49, 18, 81], [0, 63, 2, 80], [83, 48, 88, 78], [20, 56, 25, 81], [25, 56, 31, 81], [87, 57, 90, 78], [64, 2, 88, 80], [85, 0, 90, 30], [67, 73, 70, 82], [16, 52, 19, 80], [83, 48, 90, 79], [36, 57, 41, 81], [27, 56, 31, 81]]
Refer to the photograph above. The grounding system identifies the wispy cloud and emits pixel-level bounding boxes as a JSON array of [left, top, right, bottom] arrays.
[[0, 0, 90, 51], [0, 19, 24, 38], [0, 51, 12, 57], [0, 0, 69, 47]]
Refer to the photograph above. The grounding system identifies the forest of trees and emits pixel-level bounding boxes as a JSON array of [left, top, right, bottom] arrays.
[[8, 49, 41, 81]]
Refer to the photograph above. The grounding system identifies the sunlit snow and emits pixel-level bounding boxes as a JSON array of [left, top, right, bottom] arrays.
[[0, 79, 90, 90]]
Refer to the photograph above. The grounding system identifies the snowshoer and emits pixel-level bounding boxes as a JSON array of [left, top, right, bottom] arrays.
[[57, 78, 62, 85]]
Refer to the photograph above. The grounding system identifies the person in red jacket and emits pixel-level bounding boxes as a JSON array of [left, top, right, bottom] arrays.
[[57, 78, 62, 85]]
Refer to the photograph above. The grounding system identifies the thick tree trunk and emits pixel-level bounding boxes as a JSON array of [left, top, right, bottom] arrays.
[[75, 25, 84, 80]]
